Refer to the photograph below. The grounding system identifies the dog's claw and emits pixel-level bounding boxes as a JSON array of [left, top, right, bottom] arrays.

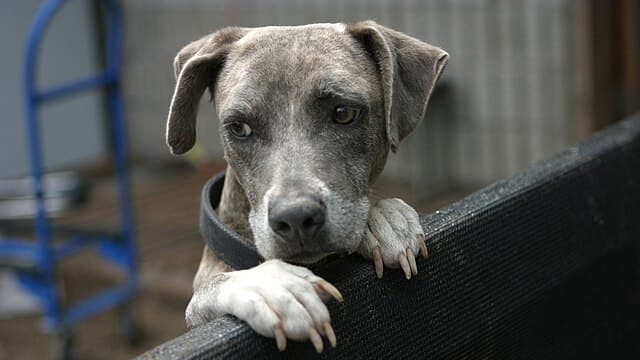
[[373, 246, 384, 278], [419, 237, 429, 259], [316, 280, 344, 303], [274, 326, 287, 351], [407, 248, 418, 275], [360, 198, 425, 280], [324, 322, 337, 348], [309, 327, 324, 353], [398, 252, 411, 279]]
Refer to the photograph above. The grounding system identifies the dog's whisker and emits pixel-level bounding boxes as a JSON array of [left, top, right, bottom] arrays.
[[367, 189, 387, 201]]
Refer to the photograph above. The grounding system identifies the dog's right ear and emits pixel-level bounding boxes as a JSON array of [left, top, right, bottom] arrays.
[[347, 21, 448, 152], [167, 27, 248, 155]]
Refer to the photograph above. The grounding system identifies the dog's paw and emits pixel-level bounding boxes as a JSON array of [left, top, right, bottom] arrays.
[[358, 198, 427, 279], [188, 259, 342, 353]]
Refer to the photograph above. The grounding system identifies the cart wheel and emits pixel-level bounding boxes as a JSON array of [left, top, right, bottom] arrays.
[[118, 303, 143, 346], [51, 329, 73, 360]]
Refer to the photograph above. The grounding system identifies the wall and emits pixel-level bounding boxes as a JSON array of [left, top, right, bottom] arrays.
[[121, 0, 585, 197], [0, 0, 105, 178]]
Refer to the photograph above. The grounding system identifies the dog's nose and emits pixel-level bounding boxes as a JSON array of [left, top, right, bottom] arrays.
[[268, 195, 326, 245]]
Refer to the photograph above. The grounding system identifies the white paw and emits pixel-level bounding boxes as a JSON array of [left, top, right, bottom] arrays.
[[358, 198, 427, 279], [192, 260, 342, 353]]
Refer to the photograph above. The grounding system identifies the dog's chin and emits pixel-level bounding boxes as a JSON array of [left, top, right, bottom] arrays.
[[285, 252, 334, 265], [255, 234, 354, 265], [257, 241, 345, 264]]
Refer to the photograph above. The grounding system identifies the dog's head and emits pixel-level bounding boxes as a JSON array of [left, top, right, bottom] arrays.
[[166, 22, 448, 262]]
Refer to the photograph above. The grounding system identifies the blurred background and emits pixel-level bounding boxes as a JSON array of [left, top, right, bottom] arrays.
[[0, 0, 638, 359]]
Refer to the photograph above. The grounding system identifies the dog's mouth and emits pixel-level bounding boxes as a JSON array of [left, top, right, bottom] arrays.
[[285, 251, 340, 265]]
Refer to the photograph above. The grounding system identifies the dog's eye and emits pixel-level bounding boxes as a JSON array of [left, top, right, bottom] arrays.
[[333, 106, 361, 124], [227, 122, 252, 139]]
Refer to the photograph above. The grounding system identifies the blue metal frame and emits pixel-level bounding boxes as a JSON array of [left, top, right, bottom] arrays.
[[0, 0, 137, 332]]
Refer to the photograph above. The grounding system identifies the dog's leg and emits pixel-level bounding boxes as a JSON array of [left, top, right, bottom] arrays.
[[357, 198, 427, 279], [186, 258, 342, 352]]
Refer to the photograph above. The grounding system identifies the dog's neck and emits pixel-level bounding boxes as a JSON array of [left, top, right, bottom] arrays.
[[217, 166, 254, 241]]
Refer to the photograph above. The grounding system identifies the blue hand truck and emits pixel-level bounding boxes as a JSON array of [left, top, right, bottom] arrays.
[[0, 0, 138, 358]]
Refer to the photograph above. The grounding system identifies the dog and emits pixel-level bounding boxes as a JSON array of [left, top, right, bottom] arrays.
[[166, 21, 448, 353]]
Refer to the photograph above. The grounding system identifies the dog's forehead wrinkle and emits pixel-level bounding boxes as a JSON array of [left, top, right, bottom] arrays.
[[228, 26, 370, 79], [218, 97, 257, 118], [215, 26, 380, 125], [314, 81, 372, 107]]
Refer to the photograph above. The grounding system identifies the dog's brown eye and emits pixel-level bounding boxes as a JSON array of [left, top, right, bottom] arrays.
[[333, 106, 360, 124], [228, 122, 252, 139]]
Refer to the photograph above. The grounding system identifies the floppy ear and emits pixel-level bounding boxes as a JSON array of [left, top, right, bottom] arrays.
[[166, 27, 247, 155], [347, 21, 449, 152]]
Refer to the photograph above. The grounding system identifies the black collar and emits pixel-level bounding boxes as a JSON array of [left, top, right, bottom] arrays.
[[200, 172, 264, 270]]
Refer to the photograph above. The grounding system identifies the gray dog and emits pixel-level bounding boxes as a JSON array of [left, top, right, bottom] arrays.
[[166, 21, 448, 353]]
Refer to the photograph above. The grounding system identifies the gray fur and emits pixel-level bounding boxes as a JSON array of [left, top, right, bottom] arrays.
[[167, 21, 448, 347]]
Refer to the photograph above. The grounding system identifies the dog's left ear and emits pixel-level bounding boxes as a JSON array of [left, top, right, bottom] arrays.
[[167, 27, 248, 155], [347, 21, 449, 152]]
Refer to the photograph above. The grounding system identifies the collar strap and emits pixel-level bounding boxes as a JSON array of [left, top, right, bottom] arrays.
[[200, 172, 264, 270]]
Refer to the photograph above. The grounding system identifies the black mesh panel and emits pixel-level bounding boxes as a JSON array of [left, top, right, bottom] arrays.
[[138, 115, 640, 360]]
